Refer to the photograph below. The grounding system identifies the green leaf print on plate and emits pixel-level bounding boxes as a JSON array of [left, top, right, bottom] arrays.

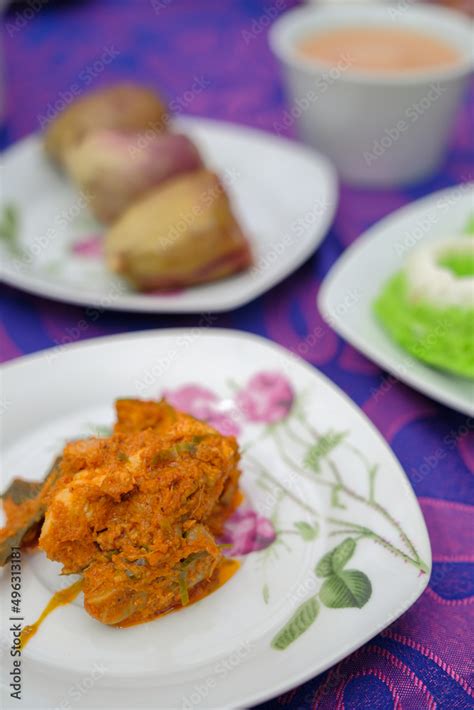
[[303, 430, 347, 473], [315, 537, 356, 577], [271, 537, 372, 650], [464, 213, 474, 235], [0, 203, 22, 257], [319, 569, 372, 609], [294, 521, 319, 541], [271, 596, 320, 650]]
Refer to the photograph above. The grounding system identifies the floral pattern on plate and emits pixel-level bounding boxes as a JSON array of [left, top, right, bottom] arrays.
[[164, 370, 429, 650]]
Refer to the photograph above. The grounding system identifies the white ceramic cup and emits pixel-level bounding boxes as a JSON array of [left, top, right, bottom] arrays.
[[269, 4, 474, 186]]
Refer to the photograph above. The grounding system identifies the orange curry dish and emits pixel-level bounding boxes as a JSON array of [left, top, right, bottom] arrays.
[[0, 399, 242, 627]]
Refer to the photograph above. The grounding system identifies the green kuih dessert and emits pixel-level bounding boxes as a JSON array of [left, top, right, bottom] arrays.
[[374, 220, 474, 379]]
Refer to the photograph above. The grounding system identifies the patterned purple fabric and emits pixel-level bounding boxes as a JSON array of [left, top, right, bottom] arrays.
[[1, 1, 473, 708]]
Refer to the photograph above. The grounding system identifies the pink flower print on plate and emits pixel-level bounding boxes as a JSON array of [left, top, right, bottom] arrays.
[[72, 234, 103, 259], [220, 506, 276, 556], [164, 385, 240, 436], [236, 372, 294, 424]]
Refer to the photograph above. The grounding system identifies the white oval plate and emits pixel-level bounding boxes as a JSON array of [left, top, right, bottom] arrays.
[[0, 118, 337, 313], [0, 329, 430, 709], [318, 184, 474, 416]]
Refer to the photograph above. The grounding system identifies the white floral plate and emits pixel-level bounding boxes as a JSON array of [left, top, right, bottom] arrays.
[[318, 184, 474, 416], [0, 329, 431, 709], [0, 118, 337, 313]]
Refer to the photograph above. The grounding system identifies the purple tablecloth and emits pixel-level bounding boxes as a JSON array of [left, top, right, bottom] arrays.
[[1, 1, 473, 708]]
